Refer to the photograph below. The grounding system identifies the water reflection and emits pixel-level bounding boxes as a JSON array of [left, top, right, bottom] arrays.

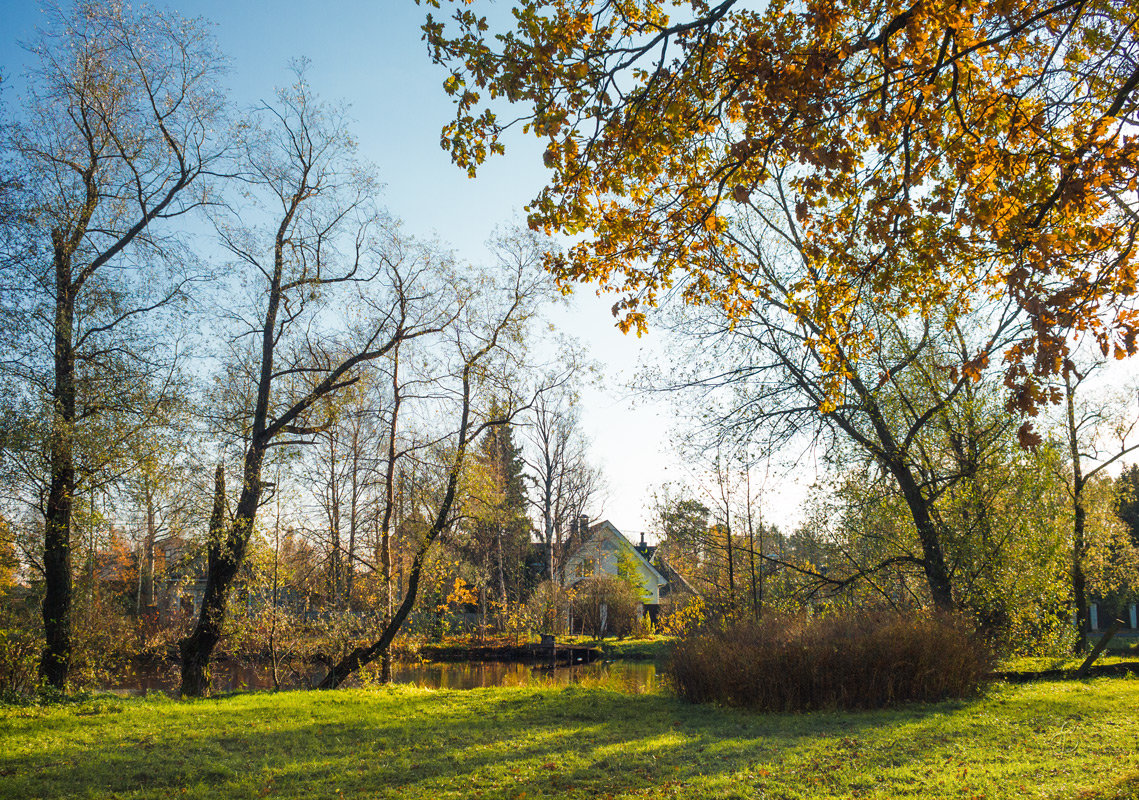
[[101, 659, 659, 696], [391, 661, 658, 692]]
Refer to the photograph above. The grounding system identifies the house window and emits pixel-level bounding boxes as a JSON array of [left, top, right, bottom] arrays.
[[575, 558, 594, 579]]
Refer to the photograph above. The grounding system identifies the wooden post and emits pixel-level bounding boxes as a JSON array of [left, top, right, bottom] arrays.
[[541, 633, 556, 669]]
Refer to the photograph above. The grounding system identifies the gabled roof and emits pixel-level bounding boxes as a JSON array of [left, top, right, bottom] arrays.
[[569, 519, 667, 587], [652, 554, 700, 597]]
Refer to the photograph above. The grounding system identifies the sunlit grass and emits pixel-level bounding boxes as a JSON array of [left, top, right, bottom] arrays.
[[563, 634, 675, 660], [1001, 653, 1137, 672], [2, 678, 1137, 799]]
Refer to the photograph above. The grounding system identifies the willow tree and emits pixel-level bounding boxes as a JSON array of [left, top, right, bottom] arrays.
[[0, 1, 225, 688], [421, 0, 1139, 422]]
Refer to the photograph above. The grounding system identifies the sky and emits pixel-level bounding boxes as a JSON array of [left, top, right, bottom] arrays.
[[0, 0, 775, 536]]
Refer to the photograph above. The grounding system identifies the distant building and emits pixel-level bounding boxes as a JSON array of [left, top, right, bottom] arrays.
[[561, 519, 669, 614]]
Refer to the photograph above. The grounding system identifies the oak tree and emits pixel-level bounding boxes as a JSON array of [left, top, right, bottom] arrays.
[[422, 0, 1139, 414]]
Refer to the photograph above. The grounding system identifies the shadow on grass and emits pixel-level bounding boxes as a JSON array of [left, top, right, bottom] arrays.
[[1076, 771, 1139, 800], [0, 681, 1134, 799]]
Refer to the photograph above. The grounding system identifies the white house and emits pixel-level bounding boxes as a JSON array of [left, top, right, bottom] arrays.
[[562, 519, 667, 605]]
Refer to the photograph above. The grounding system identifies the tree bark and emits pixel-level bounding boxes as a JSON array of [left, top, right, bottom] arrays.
[[893, 465, 955, 610], [378, 348, 402, 683], [41, 238, 76, 689], [179, 464, 228, 696], [139, 474, 157, 612], [347, 425, 359, 608], [179, 167, 288, 695], [1066, 375, 1090, 654]]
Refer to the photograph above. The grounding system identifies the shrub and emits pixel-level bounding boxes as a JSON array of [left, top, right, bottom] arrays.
[[668, 610, 993, 711], [525, 581, 572, 634], [571, 576, 640, 638], [0, 628, 40, 697], [632, 612, 654, 639], [657, 596, 706, 636]]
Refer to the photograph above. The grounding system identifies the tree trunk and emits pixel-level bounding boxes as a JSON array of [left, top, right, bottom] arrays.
[[1072, 491, 1089, 654], [347, 428, 359, 608], [894, 466, 955, 610], [180, 453, 266, 696], [496, 526, 508, 612], [1066, 374, 1090, 653], [747, 507, 759, 619], [180, 465, 227, 696], [757, 521, 765, 618], [380, 523, 392, 683], [725, 516, 735, 608], [41, 241, 76, 689], [379, 350, 402, 683], [326, 430, 342, 607], [270, 467, 282, 691], [542, 453, 555, 583], [140, 475, 157, 611]]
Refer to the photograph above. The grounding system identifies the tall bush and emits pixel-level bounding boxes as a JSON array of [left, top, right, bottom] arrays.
[[571, 576, 639, 638], [668, 610, 993, 711]]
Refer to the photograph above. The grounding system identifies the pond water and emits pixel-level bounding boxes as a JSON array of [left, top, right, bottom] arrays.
[[101, 659, 660, 696]]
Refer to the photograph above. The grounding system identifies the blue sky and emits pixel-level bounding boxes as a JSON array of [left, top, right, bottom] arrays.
[[0, 0, 698, 533]]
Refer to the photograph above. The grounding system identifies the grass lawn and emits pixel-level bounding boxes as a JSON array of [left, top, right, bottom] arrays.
[[574, 635, 675, 661], [2, 679, 1138, 799]]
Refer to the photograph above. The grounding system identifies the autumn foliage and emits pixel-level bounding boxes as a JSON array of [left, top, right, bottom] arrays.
[[423, 0, 1139, 412]]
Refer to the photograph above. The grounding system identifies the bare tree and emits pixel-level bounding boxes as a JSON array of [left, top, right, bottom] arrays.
[[525, 381, 602, 585], [178, 70, 454, 696], [0, 2, 225, 688], [654, 267, 1027, 611], [1060, 357, 1139, 652], [318, 233, 555, 689]]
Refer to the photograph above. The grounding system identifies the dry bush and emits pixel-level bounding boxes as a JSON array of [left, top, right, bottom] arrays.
[[571, 576, 639, 638], [668, 610, 993, 711], [525, 580, 572, 634]]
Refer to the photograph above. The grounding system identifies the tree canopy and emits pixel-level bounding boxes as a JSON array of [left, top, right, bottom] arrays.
[[422, 0, 1139, 413]]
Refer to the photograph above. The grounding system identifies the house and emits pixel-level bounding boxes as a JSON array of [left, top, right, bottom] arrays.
[[562, 519, 669, 616], [153, 537, 209, 621], [652, 554, 699, 601], [1087, 597, 1139, 649]]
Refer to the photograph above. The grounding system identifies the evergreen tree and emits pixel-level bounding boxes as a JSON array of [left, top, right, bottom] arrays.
[[470, 400, 532, 611]]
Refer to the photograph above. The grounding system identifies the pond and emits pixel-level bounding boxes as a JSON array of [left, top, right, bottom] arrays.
[[100, 659, 661, 696]]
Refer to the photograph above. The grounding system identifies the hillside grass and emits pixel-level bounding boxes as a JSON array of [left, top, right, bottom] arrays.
[[1, 678, 1137, 799]]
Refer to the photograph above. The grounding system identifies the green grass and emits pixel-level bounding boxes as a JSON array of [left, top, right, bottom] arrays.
[[578, 635, 674, 661], [2, 678, 1138, 799], [1000, 653, 1137, 672]]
